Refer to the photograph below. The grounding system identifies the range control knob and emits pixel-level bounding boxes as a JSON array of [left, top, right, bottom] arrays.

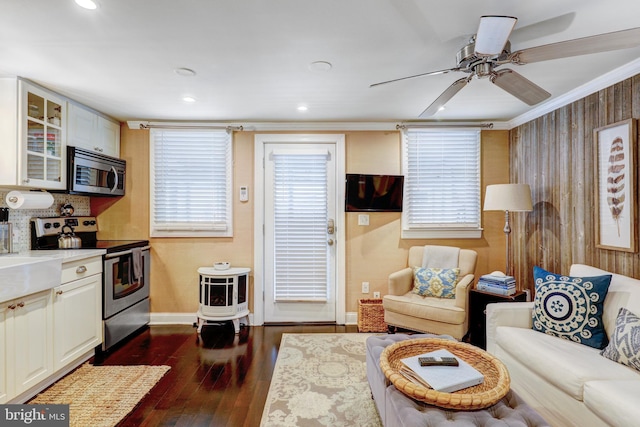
[[53, 222, 61, 228], [83, 220, 90, 226], [44, 223, 51, 229]]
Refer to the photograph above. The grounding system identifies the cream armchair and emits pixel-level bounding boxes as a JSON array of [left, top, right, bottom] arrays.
[[383, 246, 478, 340]]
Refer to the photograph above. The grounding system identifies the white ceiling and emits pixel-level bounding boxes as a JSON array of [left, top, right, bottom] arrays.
[[1, 0, 640, 125]]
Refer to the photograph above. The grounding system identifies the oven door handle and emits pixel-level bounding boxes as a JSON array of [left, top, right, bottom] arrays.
[[104, 246, 151, 259]]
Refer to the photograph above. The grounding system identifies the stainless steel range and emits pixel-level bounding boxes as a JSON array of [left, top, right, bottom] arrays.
[[31, 216, 150, 351]]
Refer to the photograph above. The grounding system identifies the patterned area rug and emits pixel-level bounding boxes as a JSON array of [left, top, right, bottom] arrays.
[[29, 363, 170, 427], [260, 333, 382, 427]]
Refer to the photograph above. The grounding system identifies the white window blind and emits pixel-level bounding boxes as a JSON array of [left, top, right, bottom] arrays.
[[272, 151, 329, 301], [402, 128, 481, 239], [150, 129, 232, 237]]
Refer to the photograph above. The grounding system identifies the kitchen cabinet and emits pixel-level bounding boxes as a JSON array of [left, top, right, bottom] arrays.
[[0, 302, 10, 403], [53, 257, 102, 371], [67, 102, 120, 157], [0, 253, 103, 403], [0, 78, 66, 190], [0, 290, 53, 403]]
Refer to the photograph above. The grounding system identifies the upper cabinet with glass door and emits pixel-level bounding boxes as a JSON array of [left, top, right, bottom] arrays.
[[0, 78, 66, 190], [23, 85, 66, 189]]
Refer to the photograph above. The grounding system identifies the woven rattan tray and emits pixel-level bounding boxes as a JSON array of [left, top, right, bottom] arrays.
[[380, 337, 510, 410]]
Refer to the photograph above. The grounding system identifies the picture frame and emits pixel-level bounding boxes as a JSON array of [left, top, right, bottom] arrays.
[[594, 118, 637, 252]]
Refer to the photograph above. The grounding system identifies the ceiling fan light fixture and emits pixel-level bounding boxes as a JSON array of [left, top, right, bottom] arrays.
[[475, 15, 517, 56]]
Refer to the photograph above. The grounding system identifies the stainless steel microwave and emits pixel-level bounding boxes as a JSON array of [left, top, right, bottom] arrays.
[[67, 146, 126, 196]]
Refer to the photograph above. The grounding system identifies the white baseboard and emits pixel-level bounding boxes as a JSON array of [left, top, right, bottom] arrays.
[[345, 311, 358, 325], [150, 312, 198, 325], [150, 312, 359, 326]]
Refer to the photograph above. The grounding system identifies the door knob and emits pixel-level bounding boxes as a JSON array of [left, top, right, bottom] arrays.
[[327, 239, 334, 246], [327, 219, 335, 235]]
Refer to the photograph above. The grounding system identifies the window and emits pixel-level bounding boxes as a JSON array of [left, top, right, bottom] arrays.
[[402, 128, 481, 239], [150, 129, 232, 237]]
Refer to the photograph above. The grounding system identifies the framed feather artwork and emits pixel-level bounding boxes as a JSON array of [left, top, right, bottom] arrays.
[[594, 119, 637, 252]]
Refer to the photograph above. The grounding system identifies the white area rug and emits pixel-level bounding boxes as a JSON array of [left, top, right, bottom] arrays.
[[260, 333, 382, 427]]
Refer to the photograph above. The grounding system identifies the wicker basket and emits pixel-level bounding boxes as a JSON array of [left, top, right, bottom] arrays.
[[380, 337, 510, 410], [358, 298, 387, 332]]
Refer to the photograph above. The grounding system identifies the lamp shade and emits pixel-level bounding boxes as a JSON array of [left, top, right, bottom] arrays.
[[483, 184, 533, 212]]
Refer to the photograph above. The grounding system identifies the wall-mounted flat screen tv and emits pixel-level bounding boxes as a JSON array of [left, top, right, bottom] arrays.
[[345, 174, 404, 212]]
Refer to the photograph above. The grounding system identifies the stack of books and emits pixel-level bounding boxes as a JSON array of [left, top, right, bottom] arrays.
[[399, 349, 484, 393], [477, 274, 516, 296]]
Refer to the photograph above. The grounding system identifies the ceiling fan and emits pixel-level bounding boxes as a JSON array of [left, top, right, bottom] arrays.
[[371, 16, 640, 117]]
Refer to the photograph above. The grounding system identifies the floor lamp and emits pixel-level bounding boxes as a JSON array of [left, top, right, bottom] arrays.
[[483, 184, 533, 277]]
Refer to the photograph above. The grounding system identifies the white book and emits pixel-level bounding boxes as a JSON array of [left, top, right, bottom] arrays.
[[400, 348, 484, 393], [477, 283, 516, 296]]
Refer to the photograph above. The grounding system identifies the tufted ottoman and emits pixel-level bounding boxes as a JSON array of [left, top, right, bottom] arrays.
[[366, 334, 550, 427]]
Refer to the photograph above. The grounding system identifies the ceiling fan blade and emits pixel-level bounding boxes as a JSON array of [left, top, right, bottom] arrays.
[[419, 77, 468, 117], [370, 67, 460, 88], [474, 15, 517, 56], [514, 27, 640, 64], [490, 69, 551, 105]]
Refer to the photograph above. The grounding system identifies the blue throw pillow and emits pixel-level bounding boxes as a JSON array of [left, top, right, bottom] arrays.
[[412, 267, 459, 298], [532, 266, 612, 349]]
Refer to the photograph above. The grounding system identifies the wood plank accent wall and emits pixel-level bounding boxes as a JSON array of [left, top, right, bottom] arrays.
[[510, 74, 640, 294]]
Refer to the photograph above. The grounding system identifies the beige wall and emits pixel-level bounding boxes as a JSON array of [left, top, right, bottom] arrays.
[[94, 126, 510, 315]]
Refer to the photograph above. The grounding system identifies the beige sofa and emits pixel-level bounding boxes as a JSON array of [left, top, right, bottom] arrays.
[[486, 264, 640, 426], [383, 246, 477, 340]]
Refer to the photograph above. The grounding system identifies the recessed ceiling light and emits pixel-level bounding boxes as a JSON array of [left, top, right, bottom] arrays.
[[175, 68, 197, 77], [75, 0, 97, 10], [297, 105, 308, 112], [183, 96, 196, 103], [308, 61, 332, 72]]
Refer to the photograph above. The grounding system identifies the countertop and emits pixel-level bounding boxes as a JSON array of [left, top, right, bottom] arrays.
[[19, 249, 107, 263], [0, 249, 106, 303]]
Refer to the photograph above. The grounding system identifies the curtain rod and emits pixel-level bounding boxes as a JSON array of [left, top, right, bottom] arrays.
[[136, 122, 244, 132], [397, 123, 493, 130]]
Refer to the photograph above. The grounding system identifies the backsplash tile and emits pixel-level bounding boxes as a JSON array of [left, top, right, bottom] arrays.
[[0, 189, 90, 253]]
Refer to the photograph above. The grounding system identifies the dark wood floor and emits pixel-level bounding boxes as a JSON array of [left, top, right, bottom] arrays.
[[93, 322, 358, 427]]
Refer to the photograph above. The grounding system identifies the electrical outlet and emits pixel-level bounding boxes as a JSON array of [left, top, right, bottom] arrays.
[[373, 291, 380, 298], [358, 214, 369, 226], [362, 281, 369, 293]]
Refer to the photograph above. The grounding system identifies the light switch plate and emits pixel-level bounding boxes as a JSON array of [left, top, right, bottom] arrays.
[[358, 214, 369, 226]]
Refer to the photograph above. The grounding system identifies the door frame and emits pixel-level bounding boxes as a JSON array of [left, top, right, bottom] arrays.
[[253, 134, 346, 326]]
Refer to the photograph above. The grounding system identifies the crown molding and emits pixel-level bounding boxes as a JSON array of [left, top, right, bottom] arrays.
[[508, 58, 640, 129]]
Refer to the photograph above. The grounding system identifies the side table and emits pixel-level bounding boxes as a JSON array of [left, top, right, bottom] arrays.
[[468, 288, 527, 349]]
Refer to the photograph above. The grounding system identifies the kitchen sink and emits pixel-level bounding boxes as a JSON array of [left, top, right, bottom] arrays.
[[0, 255, 62, 303]]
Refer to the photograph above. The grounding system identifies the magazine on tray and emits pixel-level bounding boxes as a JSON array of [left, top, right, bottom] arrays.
[[400, 348, 484, 393]]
